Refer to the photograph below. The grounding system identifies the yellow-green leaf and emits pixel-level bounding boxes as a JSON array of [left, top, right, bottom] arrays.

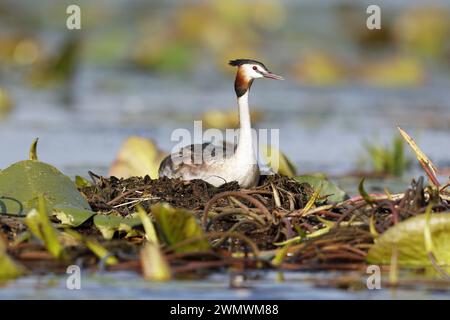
[[136, 205, 159, 245], [261, 144, 297, 177], [367, 213, 450, 267], [140, 242, 171, 281], [294, 175, 346, 203], [64, 229, 118, 266], [151, 203, 210, 253], [0, 238, 25, 282], [24, 196, 64, 259], [109, 136, 166, 179]]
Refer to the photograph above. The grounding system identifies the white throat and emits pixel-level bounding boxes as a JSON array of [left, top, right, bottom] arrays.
[[234, 91, 255, 165]]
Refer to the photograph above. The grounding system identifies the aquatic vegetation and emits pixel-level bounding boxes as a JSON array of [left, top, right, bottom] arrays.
[[24, 196, 64, 259], [359, 134, 412, 177], [260, 144, 297, 177], [93, 214, 142, 240], [0, 35, 41, 66], [151, 203, 210, 253], [293, 50, 346, 86], [131, 0, 285, 72], [140, 242, 172, 281], [109, 136, 167, 179], [0, 87, 13, 120], [28, 36, 81, 88], [359, 55, 425, 87], [294, 175, 346, 203], [0, 238, 24, 282], [394, 6, 450, 59], [201, 108, 263, 129], [0, 129, 449, 290], [0, 140, 91, 215], [53, 206, 96, 227], [367, 213, 450, 267]]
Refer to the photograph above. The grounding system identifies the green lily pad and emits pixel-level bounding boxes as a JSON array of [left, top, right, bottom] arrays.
[[53, 206, 96, 227], [0, 160, 91, 216], [294, 175, 347, 203], [367, 213, 450, 267], [93, 214, 142, 240], [151, 203, 210, 253]]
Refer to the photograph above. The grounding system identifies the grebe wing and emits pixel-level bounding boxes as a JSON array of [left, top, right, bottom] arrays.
[[158, 142, 236, 178]]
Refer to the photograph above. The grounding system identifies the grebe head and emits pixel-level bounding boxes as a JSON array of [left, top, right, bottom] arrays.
[[229, 59, 284, 81], [229, 59, 283, 97]]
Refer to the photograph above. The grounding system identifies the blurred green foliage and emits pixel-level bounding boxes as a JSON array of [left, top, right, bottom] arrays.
[[360, 135, 412, 177], [0, 1, 448, 86]]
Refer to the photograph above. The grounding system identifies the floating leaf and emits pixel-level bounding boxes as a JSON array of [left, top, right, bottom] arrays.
[[109, 136, 167, 179], [53, 206, 96, 227], [0, 238, 24, 281], [294, 175, 346, 203], [93, 214, 142, 240], [0, 159, 91, 215], [140, 242, 171, 281], [367, 213, 450, 267], [261, 145, 297, 177], [151, 203, 210, 253], [24, 196, 64, 259]]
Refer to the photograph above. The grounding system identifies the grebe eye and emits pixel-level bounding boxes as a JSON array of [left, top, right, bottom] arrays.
[[252, 66, 258, 71]]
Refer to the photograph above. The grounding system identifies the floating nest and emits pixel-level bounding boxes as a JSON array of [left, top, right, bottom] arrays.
[[3, 173, 448, 279], [77, 174, 449, 273]]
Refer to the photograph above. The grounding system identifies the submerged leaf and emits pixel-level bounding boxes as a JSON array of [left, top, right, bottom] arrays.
[[93, 214, 142, 240], [151, 203, 210, 253], [367, 213, 450, 266], [294, 175, 346, 203], [53, 206, 96, 227]]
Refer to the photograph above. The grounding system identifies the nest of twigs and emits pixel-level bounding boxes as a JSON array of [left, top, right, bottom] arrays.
[[76, 173, 450, 273]]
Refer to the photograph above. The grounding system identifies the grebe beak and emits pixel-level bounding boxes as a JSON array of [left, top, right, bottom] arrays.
[[263, 72, 284, 80]]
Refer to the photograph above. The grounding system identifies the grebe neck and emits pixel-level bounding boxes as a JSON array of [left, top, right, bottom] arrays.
[[235, 91, 255, 165]]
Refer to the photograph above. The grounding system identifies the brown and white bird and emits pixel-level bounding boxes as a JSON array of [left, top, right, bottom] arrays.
[[158, 59, 283, 188]]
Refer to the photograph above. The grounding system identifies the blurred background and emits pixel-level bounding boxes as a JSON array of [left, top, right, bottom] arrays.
[[0, 0, 450, 182]]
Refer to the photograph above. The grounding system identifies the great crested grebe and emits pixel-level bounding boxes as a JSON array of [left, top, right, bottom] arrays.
[[158, 59, 283, 188]]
